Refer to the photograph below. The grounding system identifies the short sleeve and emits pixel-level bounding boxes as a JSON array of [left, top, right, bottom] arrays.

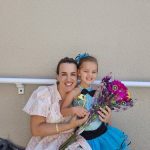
[[23, 86, 51, 117]]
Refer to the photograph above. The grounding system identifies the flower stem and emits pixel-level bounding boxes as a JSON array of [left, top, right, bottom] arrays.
[[59, 133, 77, 150]]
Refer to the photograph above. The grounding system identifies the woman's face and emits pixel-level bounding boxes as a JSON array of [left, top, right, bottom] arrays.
[[57, 63, 77, 93]]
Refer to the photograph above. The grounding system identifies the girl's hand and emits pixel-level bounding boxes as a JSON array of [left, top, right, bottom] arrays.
[[73, 106, 88, 118], [97, 106, 112, 124]]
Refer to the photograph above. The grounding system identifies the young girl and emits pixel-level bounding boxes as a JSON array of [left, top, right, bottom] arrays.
[[61, 53, 130, 150]]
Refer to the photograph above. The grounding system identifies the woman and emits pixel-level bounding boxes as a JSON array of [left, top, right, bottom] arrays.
[[23, 57, 111, 150]]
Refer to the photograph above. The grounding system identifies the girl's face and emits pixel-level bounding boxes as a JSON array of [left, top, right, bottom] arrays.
[[57, 63, 77, 93], [78, 61, 98, 88]]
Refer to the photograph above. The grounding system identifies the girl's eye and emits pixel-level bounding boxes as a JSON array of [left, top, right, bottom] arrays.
[[92, 72, 97, 74]]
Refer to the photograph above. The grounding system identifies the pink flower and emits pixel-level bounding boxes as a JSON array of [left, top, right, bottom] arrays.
[[108, 80, 127, 93]]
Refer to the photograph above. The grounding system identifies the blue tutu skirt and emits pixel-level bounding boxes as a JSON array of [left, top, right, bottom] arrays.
[[87, 125, 131, 150]]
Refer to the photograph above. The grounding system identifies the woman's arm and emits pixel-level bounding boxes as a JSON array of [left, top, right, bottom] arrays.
[[61, 88, 88, 117], [30, 114, 89, 137]]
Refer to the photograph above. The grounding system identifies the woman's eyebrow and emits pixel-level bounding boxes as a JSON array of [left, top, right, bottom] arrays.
[[60, 72, 67, 74]]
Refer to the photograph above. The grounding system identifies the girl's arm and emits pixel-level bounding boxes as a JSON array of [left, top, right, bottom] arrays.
[[61, 88, 88, 117], [60, 89, 77, 117], [31, 114, 89, 136]]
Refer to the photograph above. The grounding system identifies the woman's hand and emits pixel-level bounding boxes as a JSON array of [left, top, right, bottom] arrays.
[[69, 113, 89, 128], [72, 106, 88, 118], [97, 106, 112, 124]]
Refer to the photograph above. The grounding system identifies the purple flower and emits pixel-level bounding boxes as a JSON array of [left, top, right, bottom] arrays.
[[102, 75, 111, 84]]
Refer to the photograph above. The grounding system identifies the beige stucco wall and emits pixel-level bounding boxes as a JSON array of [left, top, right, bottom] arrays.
[[0, 0, 150, 149]]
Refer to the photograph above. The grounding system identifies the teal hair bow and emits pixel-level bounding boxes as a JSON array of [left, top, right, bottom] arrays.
[[75, 53, 89, 64]]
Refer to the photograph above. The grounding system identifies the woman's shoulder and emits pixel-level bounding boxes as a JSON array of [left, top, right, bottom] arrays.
[[34, 84, 57, 97], [24, 85, 57, 106], [23, 85, 57, 116], [36, 84, 56, 92]]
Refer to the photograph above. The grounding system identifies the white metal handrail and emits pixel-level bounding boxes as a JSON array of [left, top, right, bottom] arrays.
[[0, 78, 56, 85], [93, 80, 150, 87], [0, 77, 150, 94], [0, 77, 150, 87], [0, 78, 56, 94]]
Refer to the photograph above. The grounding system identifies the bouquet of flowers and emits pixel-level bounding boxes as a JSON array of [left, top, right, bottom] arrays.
[[59, 74, 134, 150], [93, 74, 134, 112]]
